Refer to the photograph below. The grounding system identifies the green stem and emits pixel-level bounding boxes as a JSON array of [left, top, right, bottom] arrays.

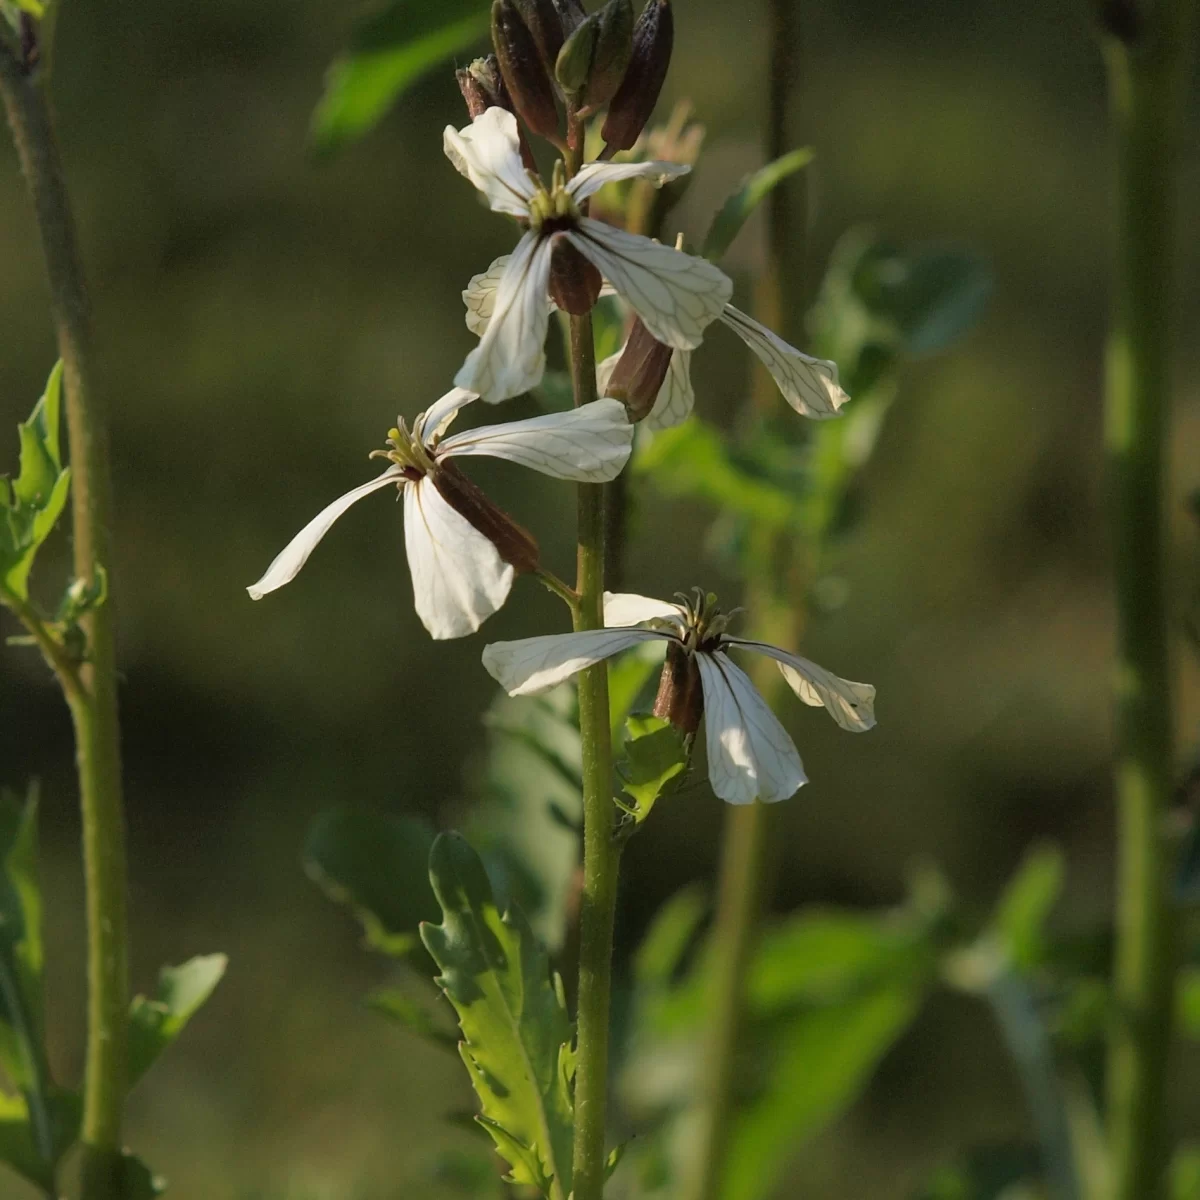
[[0, 39, 130, 1200], [689, 3, 801, 1197], [1102, 6, 1195, 1199], [568, 311, 621, 1200]]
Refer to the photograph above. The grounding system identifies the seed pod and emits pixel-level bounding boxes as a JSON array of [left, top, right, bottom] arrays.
[[653, 642, 703, 735], [431, 460, 540, 575], [603, 317, 672, 422], [492, 0, 561, 141], [551, 0, 588, 35], [548, 238, 604, 316], [602, 0, 673, 151], [555, 13, 597, 94], [512, 0, 567, 70], [583, 0, 634, 109]]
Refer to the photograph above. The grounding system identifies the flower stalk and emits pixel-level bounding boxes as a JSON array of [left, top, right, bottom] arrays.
[[1102, 1, 1195, 1196], [0, 35, 130, 1200], [567, 308, 622, 1200]]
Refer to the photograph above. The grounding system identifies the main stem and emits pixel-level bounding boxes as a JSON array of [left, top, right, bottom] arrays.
[[0, 40, 129, 1198], [689, 3, 801, 1198], [569, 310, 620, 1200], [1102, 6, 1194, 1199]]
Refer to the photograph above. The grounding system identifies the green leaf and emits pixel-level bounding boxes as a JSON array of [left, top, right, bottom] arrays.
[[887, 247, 993, 356], [421, 833, 574, 1200], [635, 419, 800, 529], [992, 843, 1063, 971], [702, 148, 815, 261], [632, 884, 707, 988], [1177, 967, 1200, 1039], [117, 1150, 167, 1198], [305, 806, 439, 956], [365, 985, 458, 1051], [913, 1146, 1042, 1200], [1174, 1145, 1200, 1200], [1, 363, 71, 601], [128, 954, 227, 1087], [312, 0, 489, 152], [616, 714, 688, 823], [607, 638, 662, 744], [469, 687, 582, 951], [0, 1088, 79, 1191]]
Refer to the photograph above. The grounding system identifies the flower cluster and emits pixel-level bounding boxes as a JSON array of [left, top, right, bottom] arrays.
[[248, 0, 874, 803]]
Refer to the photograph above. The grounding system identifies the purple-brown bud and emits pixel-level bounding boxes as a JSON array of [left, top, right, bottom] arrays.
[[492, 0, 561, 141], [603, 317, 671, 422], [581, 0, 634, 110], [602, 0, 673, 151], [458, 55, 538, 170], [551, 0, 588, 35], [548, 238, 604, 316], [653, 642, 703, 735], [431, 460, 540, 575], [512, 0, 567, 70]]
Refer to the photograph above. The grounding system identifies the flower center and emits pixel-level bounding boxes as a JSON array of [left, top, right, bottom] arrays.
[[672, 588, 742, 653], [369, 417, 436, 479], [527, 160, 579, 235]]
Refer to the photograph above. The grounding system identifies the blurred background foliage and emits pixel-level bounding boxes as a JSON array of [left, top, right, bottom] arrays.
[[2, 0, 1199, 1195]]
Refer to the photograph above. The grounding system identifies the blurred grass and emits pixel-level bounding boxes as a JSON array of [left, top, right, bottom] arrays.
[[1, 0, 1199, 1195]]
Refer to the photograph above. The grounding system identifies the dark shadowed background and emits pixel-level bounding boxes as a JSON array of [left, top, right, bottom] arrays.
[[2, 0, 1199, 1195]]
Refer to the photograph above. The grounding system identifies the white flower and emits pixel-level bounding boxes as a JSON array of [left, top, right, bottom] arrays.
[[445, 107, 732, 404], [481, 589, 875, 803], [247, 390, 634, 639], [464, 254, 848, 430]]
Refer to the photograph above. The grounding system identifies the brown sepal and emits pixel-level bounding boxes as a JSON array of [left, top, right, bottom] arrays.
[[653, 641, 704, 735], [430, 460, 540, 575], [548, 237, 604, 316], [603, 316, 672, 421]]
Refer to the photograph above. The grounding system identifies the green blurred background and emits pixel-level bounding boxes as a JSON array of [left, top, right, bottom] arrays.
[[2, 0, 1199, 1195]]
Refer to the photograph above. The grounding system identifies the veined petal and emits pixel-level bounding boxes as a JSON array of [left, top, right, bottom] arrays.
[[404, 478, 514, 639], [415, 387, 478, 446], [455, 231, 555, 403], [439, 398, 633, 482], [645, 349, 695, 431], [568, 220, 732, 351], [719, 305, 849, 419], [443, 108, 534, 218], [603, 592, 683, 627], [464, 255, 512, 337], [246, 467, 404, 600], [696, 652, 807, 804], [596, 347, 621, 397], [483, 627, 670, 695], [724, 638, 876, 732], [568, 160, 691, 203]]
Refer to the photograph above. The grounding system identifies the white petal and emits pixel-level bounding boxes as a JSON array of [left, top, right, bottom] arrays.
[[415, 388, 478, 446], [602, 592, 683, 627], [483, 627, 670, 695], [568, 160, 691, 204], [568, 220, 732, 351], [596, 346, 621, 397], [695, 652, 807, 804], [645, 349, 695, 431], [723, 638, 876, 732], [455, 231, 555, 403], [404, 478, 514, 639], [246, 467, 404, 600], [463, 255, 512, 337], [719, 305, 849, 419], [442, 109, 533, 219], [439, 398, 633, 482]]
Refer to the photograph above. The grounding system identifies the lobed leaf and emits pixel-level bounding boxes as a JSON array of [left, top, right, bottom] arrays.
[[304, 806, 439, 957], [421, 833, 574, 1200], [128, 954, 228, 1087], [311, 0, 489, 152], [616, 714, 688, 823], [702, 148, 814, 261]]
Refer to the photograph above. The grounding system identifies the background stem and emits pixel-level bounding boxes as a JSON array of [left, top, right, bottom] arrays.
[[688, 2, 803, 1196], [0, 39, 130, 1199], [1102, 4, 1195, 1198], [568, 311, 620, 1200]]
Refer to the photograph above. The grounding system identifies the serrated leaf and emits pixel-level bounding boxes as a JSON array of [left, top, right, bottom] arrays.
[[702, 148, 815, 261], [616, 714, 687, 823], [312, 0, 489, 152], [992, 843, 1063, 971], [365, 985, 457, 1051], [421, 833, 574, 1200], [1, 363, 71, 601], [305, 806, 439, 957], [128, 954, 227, 1087]]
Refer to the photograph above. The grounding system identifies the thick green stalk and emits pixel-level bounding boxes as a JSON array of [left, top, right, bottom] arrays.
[[0, 38, 130, 1199], [1102, 5, 1195, 1198], [568, 311, 620, 1200]]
